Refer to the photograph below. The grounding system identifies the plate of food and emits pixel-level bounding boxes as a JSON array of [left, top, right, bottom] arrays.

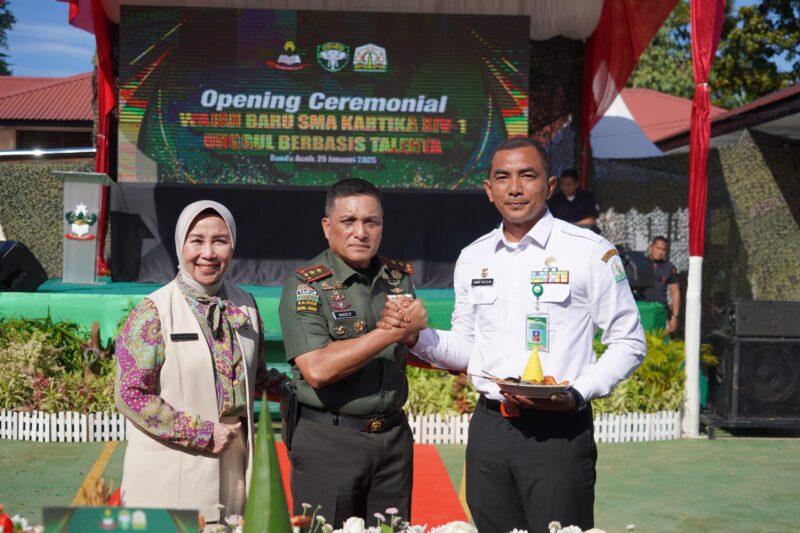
[[480, 375, 570, 399]]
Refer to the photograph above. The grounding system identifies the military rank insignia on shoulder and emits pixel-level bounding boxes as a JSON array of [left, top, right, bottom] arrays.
[[296, 264, 333, 283], [381, 256, 414, 275]]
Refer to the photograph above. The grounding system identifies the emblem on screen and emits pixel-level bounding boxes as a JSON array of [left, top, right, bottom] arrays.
[[317, 42, 350, 72], [266, 40, 310, 71], [353, 44, 387, 72]]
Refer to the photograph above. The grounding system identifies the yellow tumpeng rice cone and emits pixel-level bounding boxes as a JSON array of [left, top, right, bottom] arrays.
[[521, 347, 544, 382]]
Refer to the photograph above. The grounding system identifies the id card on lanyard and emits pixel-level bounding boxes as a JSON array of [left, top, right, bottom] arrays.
[[526, 314, 548, 351], [527, 282, 549, 351]]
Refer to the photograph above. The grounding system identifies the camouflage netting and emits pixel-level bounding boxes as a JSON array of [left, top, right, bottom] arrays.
[[0, 159, 94, 278], [589, 129, 800, 334], [705, 130, 800, 331]]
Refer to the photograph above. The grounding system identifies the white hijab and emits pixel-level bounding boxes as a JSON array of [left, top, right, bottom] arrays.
[[174, 200, 237, 296]]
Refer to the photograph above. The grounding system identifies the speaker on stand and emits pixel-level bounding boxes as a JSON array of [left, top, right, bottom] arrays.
[[702, 300, 800, 438], [0, 241, 48, 292]]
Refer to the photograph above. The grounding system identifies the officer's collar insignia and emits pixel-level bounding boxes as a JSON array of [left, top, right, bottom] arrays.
[[381, 256, 414, 274], [297, 264, 333, 283]]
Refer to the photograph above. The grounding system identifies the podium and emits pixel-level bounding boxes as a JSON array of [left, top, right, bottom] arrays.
[[52, 172, 114, 284]]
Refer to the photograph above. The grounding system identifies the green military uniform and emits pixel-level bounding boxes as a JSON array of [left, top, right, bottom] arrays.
[[278, 248, 416, 527]]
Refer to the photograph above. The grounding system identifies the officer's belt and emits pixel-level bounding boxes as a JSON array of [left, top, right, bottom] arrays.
[[299, 404, 403, 433]]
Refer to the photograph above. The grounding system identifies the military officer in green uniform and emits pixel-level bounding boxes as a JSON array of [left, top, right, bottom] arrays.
[[278, 178, 428, 527]]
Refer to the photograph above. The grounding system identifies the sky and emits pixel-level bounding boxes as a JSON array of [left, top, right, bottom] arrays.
[[5, 0, 95, 77]]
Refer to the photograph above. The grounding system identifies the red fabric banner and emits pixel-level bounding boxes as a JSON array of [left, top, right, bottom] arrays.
[[579, 0, 677, 187], [59, 0, 113, 274], [688, 0, 726, 256]]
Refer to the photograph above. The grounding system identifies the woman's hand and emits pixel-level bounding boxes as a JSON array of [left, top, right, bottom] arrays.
[[208, 421, 241, 455]]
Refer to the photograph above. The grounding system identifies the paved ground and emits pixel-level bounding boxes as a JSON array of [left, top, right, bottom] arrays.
[[2, 432, 800, 532]]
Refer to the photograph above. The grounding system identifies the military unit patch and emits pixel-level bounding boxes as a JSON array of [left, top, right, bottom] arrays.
[[296, 283, 321, 313], [296, 284, 318, 301]]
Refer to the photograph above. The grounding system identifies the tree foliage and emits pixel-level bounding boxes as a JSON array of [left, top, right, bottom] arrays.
[[0, 1, 16, 76], [628, 0, 800, 109], [628, 1, 694, 100]]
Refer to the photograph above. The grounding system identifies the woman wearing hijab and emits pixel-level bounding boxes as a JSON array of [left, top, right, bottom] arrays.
[[115, 201, 281, 524]]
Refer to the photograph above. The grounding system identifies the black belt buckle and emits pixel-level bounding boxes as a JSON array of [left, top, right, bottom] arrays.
[[365, 417, 385, 433]]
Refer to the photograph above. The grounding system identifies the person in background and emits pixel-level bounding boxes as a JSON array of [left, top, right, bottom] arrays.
[[547, 169, 599, 232], [642, 236, 681, 334], [115, 201, 282, 527]]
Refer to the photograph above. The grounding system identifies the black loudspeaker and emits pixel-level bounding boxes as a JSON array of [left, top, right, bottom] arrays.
[[0, 241, 48, 292], [730, 300, 800, 338], [708, 333, 800, 421], [620, 250, 653, 291]]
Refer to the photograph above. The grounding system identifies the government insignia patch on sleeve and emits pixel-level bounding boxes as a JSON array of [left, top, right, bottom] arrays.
[[608, 254, 627, 283]]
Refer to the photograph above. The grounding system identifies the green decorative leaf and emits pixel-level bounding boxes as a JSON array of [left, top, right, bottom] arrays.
[[244, 394, 292, 533]]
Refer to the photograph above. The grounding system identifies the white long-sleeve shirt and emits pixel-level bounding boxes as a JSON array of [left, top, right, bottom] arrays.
[[411, 211, 646, 402]]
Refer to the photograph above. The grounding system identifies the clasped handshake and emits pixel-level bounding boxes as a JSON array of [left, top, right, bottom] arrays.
[[376, 297, 428, 347]]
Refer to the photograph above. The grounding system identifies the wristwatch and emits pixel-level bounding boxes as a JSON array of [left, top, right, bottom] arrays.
[[566, 386, 587, 412]]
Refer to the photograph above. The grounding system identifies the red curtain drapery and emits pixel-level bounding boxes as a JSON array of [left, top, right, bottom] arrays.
[[688, 0, 726, 256], [579, 0, 677, 188]]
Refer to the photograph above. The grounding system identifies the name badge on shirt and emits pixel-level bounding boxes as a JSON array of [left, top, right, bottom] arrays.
[[471, 278, 494, 286], [525, 314, 549, 352], [332, 310, 358, 320], [170, 333, 199, 342]]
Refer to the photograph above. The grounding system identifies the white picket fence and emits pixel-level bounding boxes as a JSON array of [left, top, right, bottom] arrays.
[[0, 410, 126, 442], [593, 410, 682, 443], [408, 410, 682, 444], [0, 409, 680, 444]]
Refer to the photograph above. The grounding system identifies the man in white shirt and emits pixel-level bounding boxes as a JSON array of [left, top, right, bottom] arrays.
[[381, 137, 646, 533]]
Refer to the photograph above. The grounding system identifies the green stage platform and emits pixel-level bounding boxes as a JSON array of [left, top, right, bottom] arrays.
[[0, 278, 667, 349], [0, 278, 667, 364]]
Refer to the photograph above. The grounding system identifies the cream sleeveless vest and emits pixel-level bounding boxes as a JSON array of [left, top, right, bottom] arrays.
[[121, 279, 260, 522]]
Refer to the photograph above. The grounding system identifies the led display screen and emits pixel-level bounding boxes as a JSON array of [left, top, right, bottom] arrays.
[[118, 7, 529, 188]]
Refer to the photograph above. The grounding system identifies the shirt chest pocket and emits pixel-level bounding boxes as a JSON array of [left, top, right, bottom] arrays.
[[530, 284, 571, 330], [468, 285, 499, 332]]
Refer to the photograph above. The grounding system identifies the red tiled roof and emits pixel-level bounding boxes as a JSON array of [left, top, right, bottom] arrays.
[[620, 88, 727, 143], [0, 72, 93, 122]]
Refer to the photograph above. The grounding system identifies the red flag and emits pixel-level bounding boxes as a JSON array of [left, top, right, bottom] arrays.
[[688, 0, 726, 256], [579, 0, 677, 187]]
